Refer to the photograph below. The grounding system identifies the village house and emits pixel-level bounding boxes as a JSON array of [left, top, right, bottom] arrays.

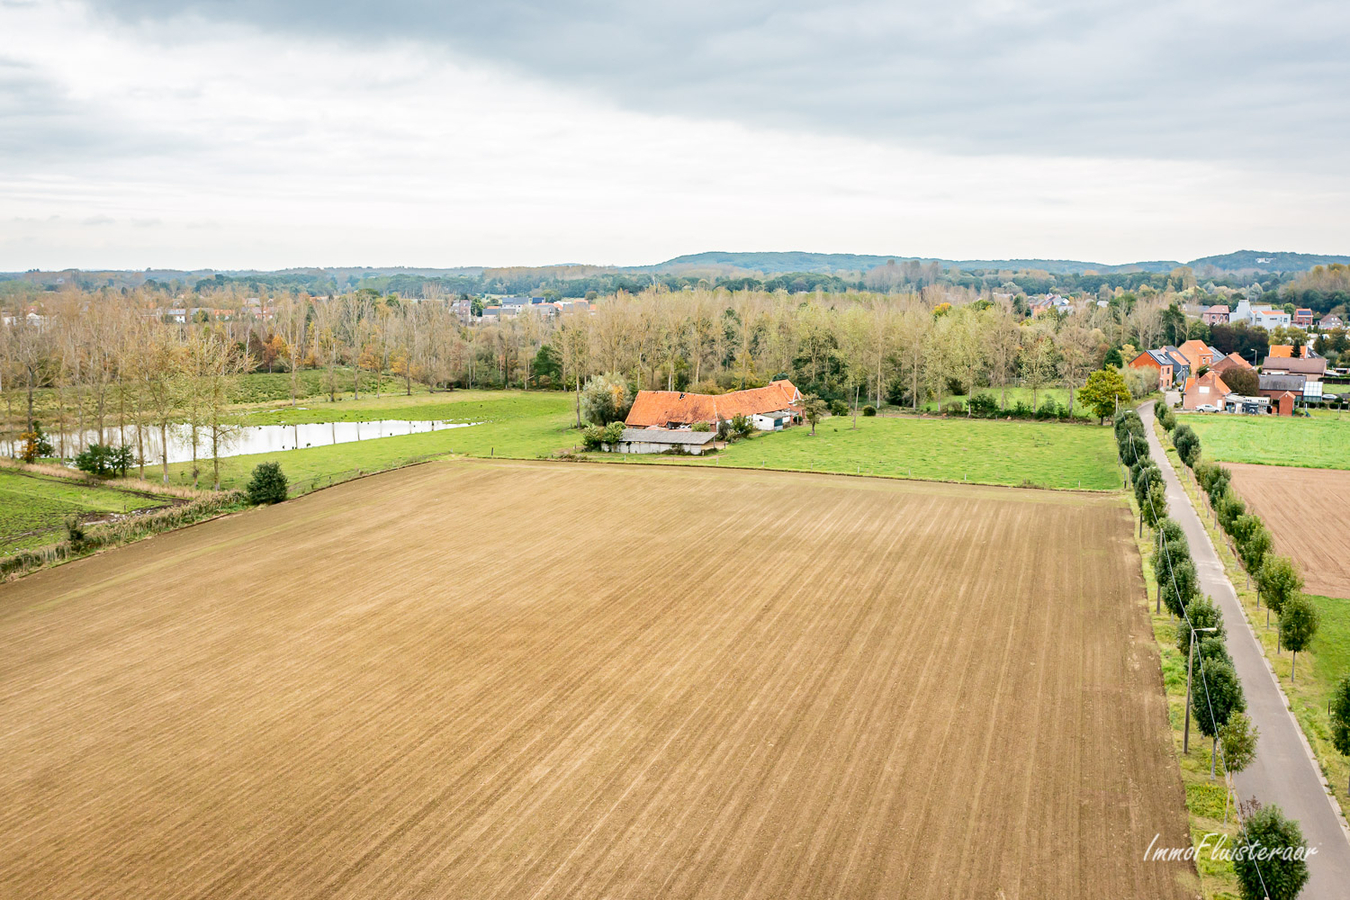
[[1318, 314, 1343, 331], [1201, 305, 1230, 325], [1176, 339, 1220, 373], [1211, 352, 1255, 379], [1128, 347, 1190, 390], [1228, 299, 1291, 328], [1181, 371, 1230, 410], [1261, 355, 1327, 382], [1267, 344, 1316, 360], [1294, 308, 1314, 328]]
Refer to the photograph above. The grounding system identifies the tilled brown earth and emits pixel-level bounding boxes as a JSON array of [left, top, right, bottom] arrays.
[[1228, 462, 1350, 599], [0, 460, 1193, 899]]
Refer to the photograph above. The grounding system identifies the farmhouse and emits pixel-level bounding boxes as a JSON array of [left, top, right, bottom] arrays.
[[625, 380, 803, 430]]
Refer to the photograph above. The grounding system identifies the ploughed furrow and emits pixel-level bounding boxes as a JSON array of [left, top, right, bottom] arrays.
[[1227, 462, 1350, 600], [0, 459, 1192, 899]]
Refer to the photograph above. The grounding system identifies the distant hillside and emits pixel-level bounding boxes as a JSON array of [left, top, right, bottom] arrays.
[[637, 250, 1350, 277], [636, 252, 1182, 276], [1186, 250, 1350, 274]]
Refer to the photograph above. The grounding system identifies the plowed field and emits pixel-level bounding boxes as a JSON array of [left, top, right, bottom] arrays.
[[1228, 462, 1350, 599], [0, 460, 1192, 899]]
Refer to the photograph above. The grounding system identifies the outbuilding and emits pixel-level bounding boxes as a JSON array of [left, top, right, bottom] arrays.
[[751, 410, 794, 431], [615, 428, 718, 455]]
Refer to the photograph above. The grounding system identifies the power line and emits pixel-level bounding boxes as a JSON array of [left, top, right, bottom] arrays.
[[1126, 409, 1274, 900]]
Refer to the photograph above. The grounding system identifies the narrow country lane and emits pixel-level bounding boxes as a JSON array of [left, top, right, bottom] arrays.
[[1142, 401, 1350, 898]]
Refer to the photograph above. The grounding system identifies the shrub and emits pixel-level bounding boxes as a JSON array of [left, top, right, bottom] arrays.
[[75, 443, 132, 478], [828, 399, 849, 417], [731, 414, 754, 438], [690, 421, 711, 432], [968, 393, 999, 417], [601, 421, 625, 445], [581, 424, 606, 450], [246, 461, 288, 505], [1035, 398, 1061, 420], [862, 404, 876, 417], [64, 515, 87, 551], [941, 401, 966, 416], [1011, 400, 1034, 419], [19, 423, 55, 463]]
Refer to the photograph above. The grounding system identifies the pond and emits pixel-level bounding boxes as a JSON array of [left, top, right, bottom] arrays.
[[59, 419, 477, 466]]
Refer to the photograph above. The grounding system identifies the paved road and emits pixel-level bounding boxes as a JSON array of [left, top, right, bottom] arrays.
[[1142, 402, 1350, 897]]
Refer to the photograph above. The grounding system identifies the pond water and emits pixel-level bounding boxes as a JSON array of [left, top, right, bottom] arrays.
[[60, 419, 476, 465]]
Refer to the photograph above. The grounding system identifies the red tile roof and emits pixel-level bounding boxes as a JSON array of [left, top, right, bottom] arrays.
[[626, 380, 802, 427]]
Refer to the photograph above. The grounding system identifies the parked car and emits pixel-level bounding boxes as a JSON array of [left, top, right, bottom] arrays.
[[1195, 404, 1220, 413]]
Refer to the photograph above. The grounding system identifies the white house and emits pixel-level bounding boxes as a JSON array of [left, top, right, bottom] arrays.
[[751, 410, 794, 431], [1229, 299, 1291, 329]]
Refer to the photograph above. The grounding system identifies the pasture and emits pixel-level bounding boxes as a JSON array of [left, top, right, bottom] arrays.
[[163, 391, 1121, 494], [0, 461, 1191, 899], [0, 468, 167, 554], [644, 414, 1121, 490], [1227, 462, 1350, 599], [1185, 411, 1350, 470]]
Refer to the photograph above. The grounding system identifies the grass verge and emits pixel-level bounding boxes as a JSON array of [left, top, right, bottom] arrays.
[[1131, 495, 1242, 899]]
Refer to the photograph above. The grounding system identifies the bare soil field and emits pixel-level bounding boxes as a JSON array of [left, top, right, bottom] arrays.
[[1229, 463, 1350, 599], [0, 460, 1192, 899]]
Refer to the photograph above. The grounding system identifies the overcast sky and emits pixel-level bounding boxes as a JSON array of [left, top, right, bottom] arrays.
[[2, 0, 1347, 270]]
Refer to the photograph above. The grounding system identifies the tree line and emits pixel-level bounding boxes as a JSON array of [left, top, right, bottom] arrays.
[[0, 283, 1291, 472]]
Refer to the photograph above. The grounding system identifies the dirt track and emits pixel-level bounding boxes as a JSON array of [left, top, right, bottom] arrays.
[[1229, 463, 1350, 599], [0, 460, 1192, 899]]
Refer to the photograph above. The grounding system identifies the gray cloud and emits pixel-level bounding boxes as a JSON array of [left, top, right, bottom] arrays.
[[0, 55, 192, 166], [85, 0, 1350, 163]]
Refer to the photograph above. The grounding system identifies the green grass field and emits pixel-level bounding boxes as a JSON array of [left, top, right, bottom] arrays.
[[1185, 411, 1350, 469], [622, 414, 1122, 490], [156, 390, 1121, 494], [161, 391, 578, 492], [0, 470, 167, 554]]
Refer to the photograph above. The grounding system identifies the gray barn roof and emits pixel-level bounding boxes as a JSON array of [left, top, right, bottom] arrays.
[[1259, 373, 1307, 393], [620, 428, 718, 445]]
